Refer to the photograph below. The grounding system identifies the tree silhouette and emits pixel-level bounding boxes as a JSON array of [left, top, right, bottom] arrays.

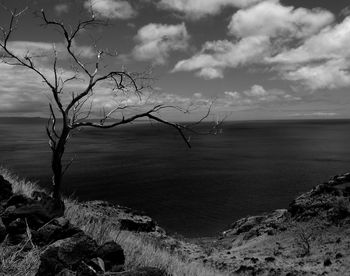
[[0, 7, 217, 205]]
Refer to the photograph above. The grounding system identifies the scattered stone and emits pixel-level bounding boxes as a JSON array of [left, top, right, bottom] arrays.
[[335, 253, 343, 259], [250, 257, 259, 263], [265, 256, 276, 262], [324, 258, 332, 266]]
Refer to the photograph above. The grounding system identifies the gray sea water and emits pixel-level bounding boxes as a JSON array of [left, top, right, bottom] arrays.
[[1, 118, 350, 237]]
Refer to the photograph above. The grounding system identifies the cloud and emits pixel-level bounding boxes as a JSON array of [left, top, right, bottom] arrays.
[[133, 23, 189, 65], [228, 1, 334, 38], [84, 0, 137, 19], [171, 0, 350, 91], [2, 41, 95, 61], [268, 17, 350, 64], [268, 16, 350, 89], [157, 0, 270, 19], [173, 36, 271, 77], [281, 60, 350, 90], [54, 4, 69, 15], [222, 85, 300, 106], [290, 112, 337, 117]]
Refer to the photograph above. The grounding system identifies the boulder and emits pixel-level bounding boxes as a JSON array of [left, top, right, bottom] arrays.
[[7, 217, 26, 235], [0, 175, 13, 202], [32, 191, 65, 219], [36, 245, 66, 276], [33, 217, 83, 246], [5, 194, 32, 208], [97, 241, 125, 271], [1, 192, 64, 232], [119, 218, 156, 232], [36, 232, 98, 276]]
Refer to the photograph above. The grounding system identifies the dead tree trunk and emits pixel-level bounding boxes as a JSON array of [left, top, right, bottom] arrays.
[[51, 126, 70, 201]]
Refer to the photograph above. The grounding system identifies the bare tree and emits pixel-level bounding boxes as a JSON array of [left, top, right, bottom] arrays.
[[0, 8, 217, 205]]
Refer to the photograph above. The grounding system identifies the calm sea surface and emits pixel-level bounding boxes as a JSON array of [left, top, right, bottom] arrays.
[[1, 118, 350, 237]]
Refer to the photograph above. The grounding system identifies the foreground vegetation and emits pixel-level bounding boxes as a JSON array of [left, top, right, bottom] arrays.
[[0, 167, 227, 276]]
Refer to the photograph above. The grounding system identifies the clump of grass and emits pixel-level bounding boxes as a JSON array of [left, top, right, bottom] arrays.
[[1, 167, 227, 276], [0, 244, 40, 276], [0, 167, 44, 198]]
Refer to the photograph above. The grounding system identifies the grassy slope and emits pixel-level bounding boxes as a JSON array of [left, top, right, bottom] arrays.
[[0, 167, 227, 276]]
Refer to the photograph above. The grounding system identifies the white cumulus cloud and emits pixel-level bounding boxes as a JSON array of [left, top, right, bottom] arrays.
[[84, 0, 136, 19], [158, 0, 271, 19], [228, 1, 334, 38], [133, 23, 190, 65], [173, 36, 271, 78], [268, 16, 350, 90]]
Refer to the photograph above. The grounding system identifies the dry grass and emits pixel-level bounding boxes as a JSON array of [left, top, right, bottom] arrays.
[[0, 244, 40, 276], [0, 167, 228, 276]]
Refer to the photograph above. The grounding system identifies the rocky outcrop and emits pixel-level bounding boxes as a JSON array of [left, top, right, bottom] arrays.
[[0, 189, 65, 244], [67, 200, 158, 233], [195, 172, 350, 275], [0, 174, 165, 276], [289, 172, 350, 224], [222, 209, 290, 240]]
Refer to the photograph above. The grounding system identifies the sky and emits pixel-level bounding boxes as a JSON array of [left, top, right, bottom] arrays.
[[0, 0, 350, 121]]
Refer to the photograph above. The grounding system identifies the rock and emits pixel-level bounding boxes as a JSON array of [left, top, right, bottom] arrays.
[[0, 217, 6, 243], [0, 175, 13, 202], [36, 232, 98, 276], [55, 233, 98, 266], [230, 216, 265, 235], [335, 253, 343, 259], [265, 256, 276, 262], [32, 191, 65, 218], [235, 265, 261, 274], [97, 241, 125, 271], [119, 218, 156, 232], [33, 217, 83, 246], [5, 194, 32, 208], [288, 181, 350, 222], [324, 258, 332, 266], [1, 193, 65, 231], [36, 245, 66, 276], [114, 267, 167, 276], [7, 217, 26, 235]]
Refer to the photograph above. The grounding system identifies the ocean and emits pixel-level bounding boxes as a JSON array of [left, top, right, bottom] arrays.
[[1, 118, 350, 237]]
